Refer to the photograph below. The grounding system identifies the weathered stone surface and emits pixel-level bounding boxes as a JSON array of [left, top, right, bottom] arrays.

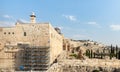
[[47, 59, 120, 72]]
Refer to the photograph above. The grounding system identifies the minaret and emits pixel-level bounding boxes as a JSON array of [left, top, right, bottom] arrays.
[[30, 12, 36, 23]]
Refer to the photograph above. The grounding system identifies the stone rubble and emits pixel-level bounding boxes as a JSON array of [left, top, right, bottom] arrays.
[[47, 59, 120, 72]]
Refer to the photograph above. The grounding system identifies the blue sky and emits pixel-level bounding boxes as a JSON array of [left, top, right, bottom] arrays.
[[0, 0, 120, 46]]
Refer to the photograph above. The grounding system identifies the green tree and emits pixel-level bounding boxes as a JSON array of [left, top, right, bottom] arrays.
[[90, 50, 93, 58], [92, 70, 99, 72], [109, 50, 112, 60], [119, 51, 120, 59], [101, 53, 103, 59], [86, 49, 90, 58], [116, 45, 118, 59]]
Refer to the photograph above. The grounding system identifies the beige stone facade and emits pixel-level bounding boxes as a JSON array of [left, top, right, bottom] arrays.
[[0, 13, 63, 71], [63, 39, 82, 52]]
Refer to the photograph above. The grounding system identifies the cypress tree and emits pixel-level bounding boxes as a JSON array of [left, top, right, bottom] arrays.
[[91, 50, 93, 58], [86, 49, 90, 58], [116, 45, 118, 59], [110, 44, 113, 60], [116, 45, 118, 52], [110, 44, 113, 53], [118, 51, 120, 59], [110, 53, 112, 59], [93, 52, 96, 58], [113, 47, 115, 54]]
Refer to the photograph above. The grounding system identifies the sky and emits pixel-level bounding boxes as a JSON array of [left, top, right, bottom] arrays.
[[0, 0, 120, 46]]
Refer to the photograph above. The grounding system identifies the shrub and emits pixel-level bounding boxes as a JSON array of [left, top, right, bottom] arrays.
[[92, 69, 100, 72], [69, 53, 77, 58]]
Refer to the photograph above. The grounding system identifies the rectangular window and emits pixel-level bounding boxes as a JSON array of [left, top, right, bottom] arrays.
[[12, 32, 14, 34], [4, 32, 6, 34], [24, 32, 26, 36], [8, 32, 10, 34]]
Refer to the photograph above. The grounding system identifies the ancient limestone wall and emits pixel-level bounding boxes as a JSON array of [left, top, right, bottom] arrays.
[[0, 49, 16, 70], [0, 22, 63, 70], [63, 39, 85, 52], [49, 24, 63, 64], [0, 23, 50, 47], [47, 59, 120, 72], [14, 23, 50, 46]]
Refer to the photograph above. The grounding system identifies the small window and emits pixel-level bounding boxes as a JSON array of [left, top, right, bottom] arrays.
[[8, 32, 10, 34], [24, 32, 26, 36], [12, 32, 14, 34], [4, 32, 6, 34]]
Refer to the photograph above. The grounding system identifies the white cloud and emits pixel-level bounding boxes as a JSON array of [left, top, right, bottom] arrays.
[[0, 21, 15, 27], [3, 15, 13, 19], [87, 21, 101, 28], [110, 24, 120, 31], [63, 15, 77, 21], [87, 21, 98, 25]]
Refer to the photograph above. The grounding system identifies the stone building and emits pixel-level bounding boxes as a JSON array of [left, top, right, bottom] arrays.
[[0, 13, 63, 71], [63, 39, 83, 52]]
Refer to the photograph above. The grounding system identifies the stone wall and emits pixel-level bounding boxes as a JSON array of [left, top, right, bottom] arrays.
[[0, 22, 63, 70], [0, 23, 50, 46], [49, 24, 63, 64], [47, 59, 120, 72]]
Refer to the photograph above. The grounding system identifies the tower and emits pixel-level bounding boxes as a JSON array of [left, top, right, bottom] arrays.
[[30, 12, 36, 23]]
